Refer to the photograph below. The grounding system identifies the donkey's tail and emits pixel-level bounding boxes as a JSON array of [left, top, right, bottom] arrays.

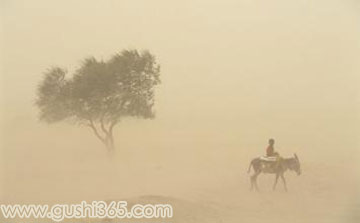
[[247, 159, 253, 173]]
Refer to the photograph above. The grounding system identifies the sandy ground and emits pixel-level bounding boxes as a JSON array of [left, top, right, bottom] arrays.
[[2, 161, 359, 223], [1, 120, 359, 223]]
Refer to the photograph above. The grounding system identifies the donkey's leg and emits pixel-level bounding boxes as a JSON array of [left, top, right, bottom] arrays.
[[250, 174, 254, 191], [253, 171, 261, 192], [250, 172, 257, 191], [280, 173, 287, 192], [273, 173, 279, 191]]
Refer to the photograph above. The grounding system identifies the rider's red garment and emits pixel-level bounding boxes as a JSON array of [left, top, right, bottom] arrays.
[[266, 145, 274, 156]]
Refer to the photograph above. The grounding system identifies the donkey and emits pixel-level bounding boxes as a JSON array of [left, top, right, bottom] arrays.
[[247, 153, 301, 191]]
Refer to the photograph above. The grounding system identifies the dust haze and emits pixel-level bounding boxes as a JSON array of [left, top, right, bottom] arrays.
[[1, 0, 360, 222]]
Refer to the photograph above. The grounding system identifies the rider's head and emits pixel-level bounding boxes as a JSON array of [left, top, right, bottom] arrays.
[[268, 138, 275, 146]]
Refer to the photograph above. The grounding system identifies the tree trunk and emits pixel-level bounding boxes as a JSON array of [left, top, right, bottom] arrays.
[[105, 131, 115, 152], [88, 119, 116, 153]]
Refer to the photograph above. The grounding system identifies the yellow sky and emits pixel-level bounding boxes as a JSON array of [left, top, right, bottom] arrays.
[[1, 0, 360, 147]]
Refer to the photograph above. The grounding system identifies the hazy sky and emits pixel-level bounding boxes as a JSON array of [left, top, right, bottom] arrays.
[[2, 0, 359, 143], [0, 0, 360, 202]]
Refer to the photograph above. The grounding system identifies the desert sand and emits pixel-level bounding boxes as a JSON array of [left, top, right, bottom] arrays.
[[0, 118, 359, 223]]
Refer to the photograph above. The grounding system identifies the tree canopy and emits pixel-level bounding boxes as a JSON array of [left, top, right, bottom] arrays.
[[36, 49, 161, 151]]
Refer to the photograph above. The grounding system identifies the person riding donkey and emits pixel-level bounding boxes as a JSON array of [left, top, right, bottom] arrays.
[[266, 138, 278, 157], [248, 139, 301, 191], [264, 138, 282, 168]]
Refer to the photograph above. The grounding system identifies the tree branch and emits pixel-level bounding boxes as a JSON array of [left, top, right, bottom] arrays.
[[88, 119, 106, 144], [100, 116, 109, 136]]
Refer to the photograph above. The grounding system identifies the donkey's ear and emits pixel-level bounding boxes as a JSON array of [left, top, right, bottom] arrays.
[[294, 153, 299, 160]]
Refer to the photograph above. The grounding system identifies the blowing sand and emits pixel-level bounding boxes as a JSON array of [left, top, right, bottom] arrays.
[[0, 119, 359, 223]]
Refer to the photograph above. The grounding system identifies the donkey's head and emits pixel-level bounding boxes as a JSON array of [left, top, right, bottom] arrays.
[[289, 153, 301, 175]]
